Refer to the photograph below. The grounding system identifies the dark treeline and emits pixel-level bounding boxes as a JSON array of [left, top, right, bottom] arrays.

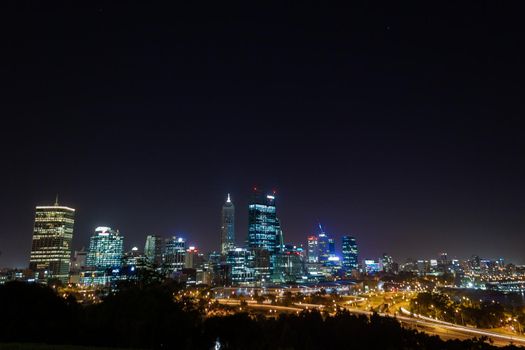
[[0, 282, 522, 350]]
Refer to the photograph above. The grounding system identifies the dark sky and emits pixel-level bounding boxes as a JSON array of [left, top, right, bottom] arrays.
[[2, 2, 524, 268]]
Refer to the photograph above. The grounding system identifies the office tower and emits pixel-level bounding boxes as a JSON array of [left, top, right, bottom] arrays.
[[29, 200, 75, 283], [341, 236, 358, 271], [164, 236, 186, 272], [184, 246, 203, 269], [86, 227, 124, 270], [307, 235, 319, 263], [122, 247, 146, 269], [274, 244, 306, 283], [248, 189, 283, 253], [226, 248, 255, 284], [220, 194, 235, 254], [317, 232, 330, 264], [144, 234, 163, 265], [247, 188, 283, 281]]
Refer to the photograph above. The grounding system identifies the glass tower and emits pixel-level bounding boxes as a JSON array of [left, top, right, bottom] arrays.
[[86, 227, 124, 270], [144, 234, 163, 265], [247, 189, 282, 253], [226, 248, 255, 284], [220, 194, 235, 254], [247, 188, 283, 281], [342, 236, 358, 271], [307, 235, 319, 263], [29, 201, 75, 283], [164, 236, 186, 273]]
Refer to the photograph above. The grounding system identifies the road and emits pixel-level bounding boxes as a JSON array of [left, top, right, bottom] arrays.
[[215, 298, 525, 346]]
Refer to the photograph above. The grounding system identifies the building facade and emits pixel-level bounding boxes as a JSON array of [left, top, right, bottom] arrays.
[[164, 236, 186, 273], [247, 189, 283, 281], [220, 194, 235, 254], [226, 248, 255, 284], [342, 236, 358, 271], [86, 227, 124, 270], [29, 202, 75, 283], [144, 234, 163, 265]]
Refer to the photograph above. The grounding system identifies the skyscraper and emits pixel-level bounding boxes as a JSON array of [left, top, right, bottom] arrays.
[[307, 235, 319, 263], [29, 200, 75, 283], [247, 188, 283, 281], [86, 227, 124, 270], [226, 248, 255, 284], [342, 236, 358, 271], [317, 232, 330, 264], [247, 189, 283, 253], [220, 194, 235, 254], [144, 234, 163, 265], [164, 236, 186, 273]]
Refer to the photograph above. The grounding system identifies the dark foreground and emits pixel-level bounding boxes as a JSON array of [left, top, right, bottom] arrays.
[[0, 282, 522, 350]]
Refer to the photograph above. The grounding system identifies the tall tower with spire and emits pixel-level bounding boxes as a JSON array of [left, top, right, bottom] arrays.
[[220, 194, 235, 254]]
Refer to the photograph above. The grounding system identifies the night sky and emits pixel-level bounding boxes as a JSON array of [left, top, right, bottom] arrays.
[[2, 2, 524, 268]]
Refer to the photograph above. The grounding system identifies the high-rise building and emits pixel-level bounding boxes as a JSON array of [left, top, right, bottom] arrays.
[[318, 232, 331, 264], [226, 248, 255, 284], [273, 244, 306, 283], [220, 194, 235, 255], [307, 235, 319, 263], [164, 236, 186, 273], [144, 234, 163, 265], [86, 227, 124, 270], [341, 236, 358, 271], [29, 200, 75, 283], [184, 246, 203, 269], [247, 188, 283, 281], [248, 189, 283, 252]]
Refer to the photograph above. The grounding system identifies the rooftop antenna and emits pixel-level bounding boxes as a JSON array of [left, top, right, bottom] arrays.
[[54, 193, 59, 206], [318, 222, 324, 234]]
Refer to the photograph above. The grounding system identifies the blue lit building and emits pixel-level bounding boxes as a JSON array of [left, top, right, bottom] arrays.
[[86, 227, 124, 270], [83, 226, 124, 286], [247, 188, 283, 282], [342, 236, 358, 271], [226, 248, 255, 284], [248, 189, 282, 253]]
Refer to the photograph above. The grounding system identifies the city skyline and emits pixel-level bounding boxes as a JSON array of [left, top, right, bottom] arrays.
[[2, 2, 525, 268], [5, 190, 519, 271]]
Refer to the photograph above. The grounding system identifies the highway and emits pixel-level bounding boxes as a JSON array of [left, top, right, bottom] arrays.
[[215, 298, 525, 347]]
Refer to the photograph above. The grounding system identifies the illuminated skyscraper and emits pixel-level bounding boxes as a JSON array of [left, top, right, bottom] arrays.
[[29, 200, 75, 283], [226, 248, 255, 284], [307, 235, 319, 263], [144, 234, 163, 265], [164, 236, 186, 273], [86, 227, 124, 270], [342, 236, 358, 271], [247, 188, 283, 281], [247, 189, 283, 253], [220, 194, 235, 254]]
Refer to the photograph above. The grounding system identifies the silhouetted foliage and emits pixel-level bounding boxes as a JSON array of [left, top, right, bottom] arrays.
[[0, 282, 523, 349]]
